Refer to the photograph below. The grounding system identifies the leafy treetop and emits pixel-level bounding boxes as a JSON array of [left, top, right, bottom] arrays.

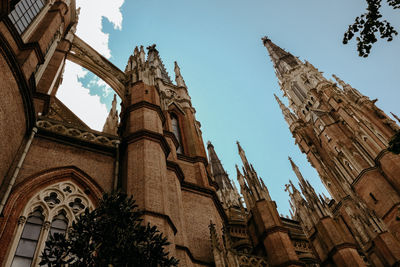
[[40, 192, 179, 267]]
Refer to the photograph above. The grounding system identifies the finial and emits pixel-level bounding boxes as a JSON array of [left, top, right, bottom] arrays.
[[146, 44, 157, 51], [274, 94, 283, 105], [261, 36, 269, 45], [391, 112, 400, 123], [174, 61, 181, 76], [111, 94, 117, 111], [289, 179, 297, 191], [236, 141, 243, 152], [288, 156, 297, 169], [207, 141, 213, 147], [174, 61, 187, 87]]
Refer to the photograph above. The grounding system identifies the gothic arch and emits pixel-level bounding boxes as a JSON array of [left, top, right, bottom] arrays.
[[0, 166, 103, 265], [67, 35, 126, 99]]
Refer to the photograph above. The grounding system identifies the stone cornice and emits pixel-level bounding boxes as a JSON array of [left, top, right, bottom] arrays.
[[381, 201, 400, 220], [122, 129, 170, 158], [142, 210, 177, 235], [177, 154, 208, 166], [120, 101, 166, 125], [36, 118, 119, 155], [326, 242, 358, 262], [181, 181, 228, 223], [166, 161, 184, 183], [175, 245, 213, 266], [352, 149, 388, 187], [163, 130, 180, 149]]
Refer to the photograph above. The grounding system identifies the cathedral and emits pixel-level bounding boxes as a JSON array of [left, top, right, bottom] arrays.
[[1, 0, 400, 266]]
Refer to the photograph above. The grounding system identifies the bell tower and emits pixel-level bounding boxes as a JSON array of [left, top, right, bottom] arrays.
[[264, 37, 400, 264], [120, 44, 224, 264]]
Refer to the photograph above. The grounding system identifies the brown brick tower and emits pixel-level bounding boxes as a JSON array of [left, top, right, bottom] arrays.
[[0, 1, 227, 263], [288, 158, 366, 266], [264, 37, 400, 266], [3, 0, 400, 265], [235, 142, 304, 267]]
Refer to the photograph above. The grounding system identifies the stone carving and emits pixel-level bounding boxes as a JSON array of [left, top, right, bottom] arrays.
[[17, 216, 26, 225], [21, 182, 93, 223], [37, 119, 120, 148]]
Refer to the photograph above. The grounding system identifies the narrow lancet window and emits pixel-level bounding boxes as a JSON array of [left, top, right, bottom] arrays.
[[11, 208, 44, 267], [171, 114, 183, 154], [49, 211, 68, 238]]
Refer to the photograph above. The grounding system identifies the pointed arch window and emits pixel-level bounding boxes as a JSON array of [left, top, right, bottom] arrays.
[[49, 211, 68, 237], [171, 114, 183, 154], [11, 208, 44, 267], [7, 182, 93, 267]]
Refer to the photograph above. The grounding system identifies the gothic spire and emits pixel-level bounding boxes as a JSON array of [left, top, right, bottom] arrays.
[[236, 142, 272, 203], [174, 61, 187, 87], [146, 44, 172, 83], [102, 94, 119, 135], [391, 112, 400, 123], [262, 37, 318, 109], [332, 74, 363, 98], [236, 164, 253, 208], [289, 157, 331, 218], [262, 36, 301, 79], [236, 141, 250, 169], [274, 94, 297, 126], [207, 141, 232, 190], [289, 157, 307, 188]]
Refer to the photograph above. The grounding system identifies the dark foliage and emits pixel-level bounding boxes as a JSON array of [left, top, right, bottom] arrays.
[[388, 131, 400, 154], [40, 192, 179, 267], [343, 0, 399, 57]]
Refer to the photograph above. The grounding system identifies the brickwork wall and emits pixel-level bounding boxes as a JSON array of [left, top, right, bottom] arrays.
[[182, 189, 223, 263], [16, 137, 115, 192], [0, 53, 26, 187]]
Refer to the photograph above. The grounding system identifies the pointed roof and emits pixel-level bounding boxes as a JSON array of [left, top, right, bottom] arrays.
[[102, 94, 119, 135], [289, 156, 309, 189], [236, 141, 250, 169], [207, 141, 233, 190], [174, 61, 187, 87], [391, 112, 400, 123], [146, 44, 172, 83], [262, 36, 301, 77], [274, 94, 298, 125]]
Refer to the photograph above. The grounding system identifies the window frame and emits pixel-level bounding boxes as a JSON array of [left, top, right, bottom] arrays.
[[8, 0, 53, 43], [6, 181, 93, 267], [170, 113, 184, 154]]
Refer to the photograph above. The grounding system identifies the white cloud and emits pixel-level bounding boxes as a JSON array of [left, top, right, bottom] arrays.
[[57, 62, 109, 130], [56, 0, 125, 130]]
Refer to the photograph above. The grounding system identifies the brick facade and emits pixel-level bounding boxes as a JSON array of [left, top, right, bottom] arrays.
[[0, 1, 399, 266]]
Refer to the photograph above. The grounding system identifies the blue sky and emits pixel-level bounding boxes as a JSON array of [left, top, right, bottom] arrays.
[[58, 0, 400, 215]]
